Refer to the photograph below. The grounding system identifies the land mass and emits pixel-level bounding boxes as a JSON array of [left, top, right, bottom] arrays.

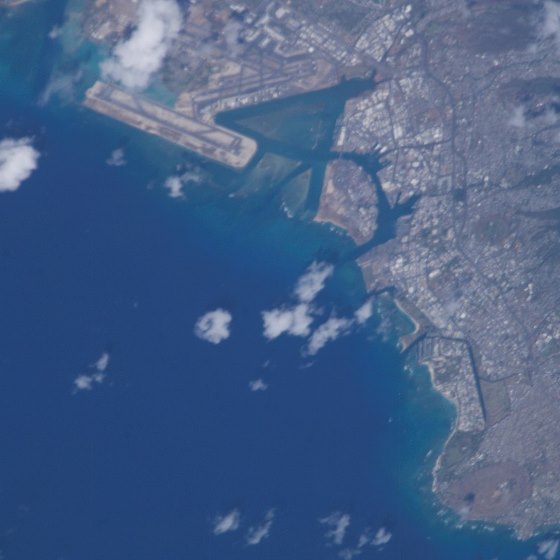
[[82, 0, 374, 168], [80, 0, 560, 539], [84, 81, 257, 169]]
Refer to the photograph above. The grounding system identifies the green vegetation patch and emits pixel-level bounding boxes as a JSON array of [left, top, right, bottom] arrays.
[[439, 430, 483, 473]]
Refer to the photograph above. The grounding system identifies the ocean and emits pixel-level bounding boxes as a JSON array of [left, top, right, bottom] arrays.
[[0, 3, 540, 559]]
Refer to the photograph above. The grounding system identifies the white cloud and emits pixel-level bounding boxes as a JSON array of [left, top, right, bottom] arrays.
[[0, 137, 40, 192], [371, 527, 392, 547], [335, 524, 392, 558], [294, 262, 334, 303], [95, 352, 110, 372], [164, 175, 184, 198], [262, 309, 293, 340], [213, 509, 240, 535], [354, 298, 373, 325], [73, 372, 106, 392], [106, 148, 126, 167], [538, 539, 559, 560], [320, 512, 351, 546], [306, 317, 353, 356], [73, 351, 111, 392], [163, 170, 203, 198], [357, 532, 369, 548], [195, 309, 232, 344], [356, 526, 392, 548], [262, 308, 293, 339], [48, 25, 62, 40], [245, 509, 274, 545], [543, 1, 560, 44], [260, 262, 334, 342], [289, 304, 316, 336], [508, 105, 526, 128], [73, 374, 96, 391], [261, 263, 377, 354], [262, 303, 314, 340], [101, 0, 182, 90], [249, 379, 268, 392]]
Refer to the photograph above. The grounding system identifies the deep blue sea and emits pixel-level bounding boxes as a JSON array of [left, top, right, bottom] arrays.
[[0, 3, 541, 559]]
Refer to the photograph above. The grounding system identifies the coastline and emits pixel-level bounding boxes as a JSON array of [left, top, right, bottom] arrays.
[[374, 291, 462, 519], [393, 297, 421, 347], [384, 290, 534, 539]]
